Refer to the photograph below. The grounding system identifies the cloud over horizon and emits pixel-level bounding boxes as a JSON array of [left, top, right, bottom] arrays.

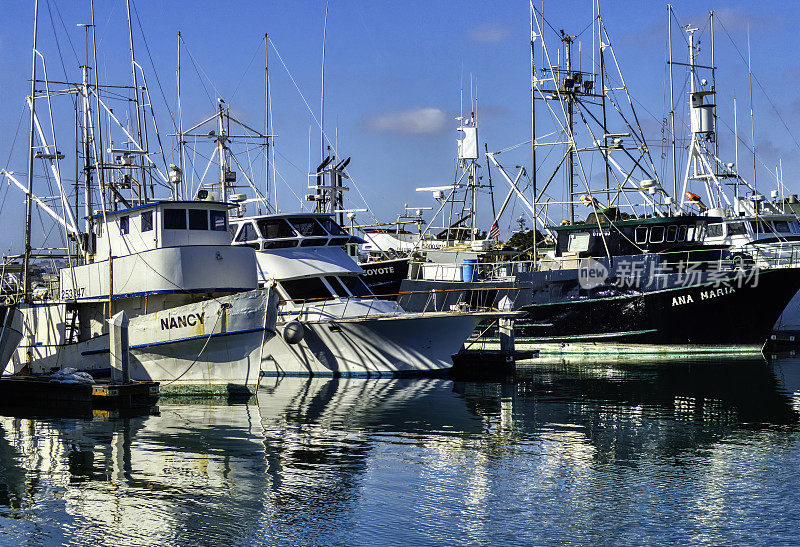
[[365, 107, 448, 135], [468, 23, 510, 43]]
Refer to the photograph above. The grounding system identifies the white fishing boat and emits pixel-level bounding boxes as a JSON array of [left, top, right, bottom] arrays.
[[1, 0, 280, 393], [231, 212, 494, 376]]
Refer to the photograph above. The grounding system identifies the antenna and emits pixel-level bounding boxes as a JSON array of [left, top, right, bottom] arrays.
[[320, 3, 328, 164]]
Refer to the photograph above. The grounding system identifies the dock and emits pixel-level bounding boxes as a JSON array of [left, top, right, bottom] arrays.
[[0, 376, 158, 410]]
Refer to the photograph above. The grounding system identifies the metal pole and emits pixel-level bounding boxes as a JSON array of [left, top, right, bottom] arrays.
[[668, 5, 678, 204], [177, 31, 184, 199], [125, 0, 146, 203], [265, 33, 271, 211], [23, 0, 39, 301], [599, 8, 610, 195], [530, 4, 537, 261], [565, 35, 575, 224], [710, 11, 719, 167], [320, 5, 328, 163], [747, 25, 757, 207], [90, 1, 106, 206]]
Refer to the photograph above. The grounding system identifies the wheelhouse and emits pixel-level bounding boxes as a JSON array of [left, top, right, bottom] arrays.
[[552, 209, 717, 258]]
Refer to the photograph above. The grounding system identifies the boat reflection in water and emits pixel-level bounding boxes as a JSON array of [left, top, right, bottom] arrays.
[[0, 357, 799, 544]]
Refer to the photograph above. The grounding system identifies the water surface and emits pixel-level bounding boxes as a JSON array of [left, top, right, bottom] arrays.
[[0, 355, 799, 545]]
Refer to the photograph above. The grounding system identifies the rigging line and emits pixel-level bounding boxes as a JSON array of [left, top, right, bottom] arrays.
[[717, 18, 800, 154], [44, 0, 70, 82], [229, 37, 264, 104], [268, 37, 379, 222], [50, 0, 80, 66], [179, 36, 218, 108], [131, 0, 177, 132]]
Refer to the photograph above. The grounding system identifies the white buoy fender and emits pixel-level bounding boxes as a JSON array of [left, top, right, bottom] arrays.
[[283, 321, 305, 344]]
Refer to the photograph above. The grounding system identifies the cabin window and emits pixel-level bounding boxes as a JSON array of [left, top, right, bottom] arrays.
[[567, 232, 590, 252], [300, 238, 329, 247], [256, 218, 296, 239], [634, 226, 648, 244], [706, 223, 723, 238], [262, 240, 298, 250], [686, 225, 696, 241], [281, 278, 332, 302], [329, 237, 350, 247], [317, 217, 347, 236], [649, 226, 665, 243], [235, 223, 259, 242], [164, 209, 187, 229], [727, 222, 747, 236], [119, 216, 129, 235], [210, 210, 227, 231], [773, 220, 791, 233], [189, 209, 209, 230], [666, 225, 677, 242], [289, 217, 327, 237], [141, 211, 153, 232], [324, 276, 348, 298], [340, 275, 372, 297], [677, 225, 687, 242]]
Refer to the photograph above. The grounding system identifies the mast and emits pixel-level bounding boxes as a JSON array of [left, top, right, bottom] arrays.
[[598, 7, 610, 195], [747, 25, 757, 207], [530, 4, 537, 259], [667, 4, 678, 204], [90, 0, 106, 210], [265, 33, 271, 210], [564, 33, 576, 223], [320, 4, 328, 163], [125, 0, 146, 203], [177, 31, 184, 199], [22, 0, 40, 301]]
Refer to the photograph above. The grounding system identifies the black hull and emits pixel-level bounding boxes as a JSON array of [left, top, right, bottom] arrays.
[[517, 268, 800, 346], [360, 258, 409, 298]]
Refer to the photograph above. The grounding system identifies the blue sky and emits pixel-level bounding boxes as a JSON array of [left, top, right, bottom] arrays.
[[0, 0, 798, 252]]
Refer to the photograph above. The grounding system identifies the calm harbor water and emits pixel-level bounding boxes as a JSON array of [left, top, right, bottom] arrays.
[[1, 355, 799, 545]]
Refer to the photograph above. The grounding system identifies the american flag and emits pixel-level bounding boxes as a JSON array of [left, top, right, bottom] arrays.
[[488, 220, 500, 240]]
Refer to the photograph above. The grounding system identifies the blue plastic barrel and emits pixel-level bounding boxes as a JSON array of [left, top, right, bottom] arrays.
[[461, 258, 479, 282]]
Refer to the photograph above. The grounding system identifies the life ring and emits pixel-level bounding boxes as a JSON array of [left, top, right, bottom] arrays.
[[580, 194, 599, 207]]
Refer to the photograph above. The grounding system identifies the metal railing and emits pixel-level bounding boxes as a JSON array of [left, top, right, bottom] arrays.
[[282, 286, 522, 323]]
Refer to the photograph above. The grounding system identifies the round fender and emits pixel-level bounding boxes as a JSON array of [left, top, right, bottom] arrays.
[[282, 321, 305, 344]]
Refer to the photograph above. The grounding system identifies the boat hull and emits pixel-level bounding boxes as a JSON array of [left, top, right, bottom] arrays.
[[261, 312, 484, 377], [10, 289, 278, 393], [516, 267, 800, 348]]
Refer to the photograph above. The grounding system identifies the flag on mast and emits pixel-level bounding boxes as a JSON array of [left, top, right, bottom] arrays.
[[488, 220, 500, 239]]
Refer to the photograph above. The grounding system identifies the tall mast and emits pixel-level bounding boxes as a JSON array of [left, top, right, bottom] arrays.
[[564, 33, 576, 223], [598, 7, 610, 195], [265, 33, 271, 210], [667, 4, 678, 203], [22, 0, 40, 301], [530, 4, 537, 259], [710, 11, 719, 168], [217, 103, 228, 202], [125, 0, 146, 203], [320, 4, 328, 163], [177, 31, 184, 199], [747, 25, 757, 205], [90, 0, 106, 210]]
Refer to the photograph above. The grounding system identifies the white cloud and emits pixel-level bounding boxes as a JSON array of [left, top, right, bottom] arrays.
[[468, 23, 509, 43], [365, 107, 448, 135]]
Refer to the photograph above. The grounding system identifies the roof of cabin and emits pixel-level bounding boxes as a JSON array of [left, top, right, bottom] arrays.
[[88, 200, 235, 220]]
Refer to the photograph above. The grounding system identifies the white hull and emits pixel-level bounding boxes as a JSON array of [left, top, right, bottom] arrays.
[[0, 306, 22, 371], [262, 312, 483, 377], [10, 289, 278, 392]]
